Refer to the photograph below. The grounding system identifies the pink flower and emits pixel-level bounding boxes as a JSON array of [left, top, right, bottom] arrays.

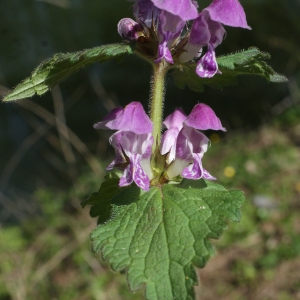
[[94, 102, 153, 191], [161, 103, 226, 180], [95, 102, 226, 189], [180, 0, 251, 78], [119, 0, 198, 63], [119, 0, 250, 78]]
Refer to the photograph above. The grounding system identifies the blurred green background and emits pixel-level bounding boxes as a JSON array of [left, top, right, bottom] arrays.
[[0, 0, 299, 299]]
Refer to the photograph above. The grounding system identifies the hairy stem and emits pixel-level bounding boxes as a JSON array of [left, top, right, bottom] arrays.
[[150, 61, 168, 151]]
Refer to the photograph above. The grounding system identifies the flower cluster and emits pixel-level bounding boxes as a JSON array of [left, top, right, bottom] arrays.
[[161, 103, 225, 180], [118, 0, 250, 78], [94, 102, 154, 191], [95, 102, 225, 191]]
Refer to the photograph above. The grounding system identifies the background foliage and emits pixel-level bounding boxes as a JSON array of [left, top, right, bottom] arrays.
[[0, 0, 299, 299]]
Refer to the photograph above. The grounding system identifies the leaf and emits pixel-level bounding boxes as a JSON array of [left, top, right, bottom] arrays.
[[3, 43, 134, 102], [90, 179, 245, 300], [172, 47, 287, 92], [81, 172, 125, 224]]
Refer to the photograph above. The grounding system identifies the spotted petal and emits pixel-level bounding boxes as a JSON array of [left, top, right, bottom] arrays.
[[182, 153, 204, 179], [119, 154, 150, 190], [196, 44, 219, 78]]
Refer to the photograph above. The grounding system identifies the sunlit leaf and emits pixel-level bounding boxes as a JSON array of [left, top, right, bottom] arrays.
[[3, 43, 134, 102], [172, 48, 287, 92], [90, 179, 245, 300]]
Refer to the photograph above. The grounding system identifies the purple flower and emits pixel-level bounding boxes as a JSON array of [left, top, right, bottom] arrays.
[[132, 0, 197, 64], [122, 0, 198, 64], [161, 103, 226, 180], [180, 0, 251, 78], [120, 0, 250, 70], [118, 18, 143, 40], [94, 102, 153, 191], [155, 10, 186, 64], [95, 102, 226, 189]]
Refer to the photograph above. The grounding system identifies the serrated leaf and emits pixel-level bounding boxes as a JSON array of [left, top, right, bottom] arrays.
[[91, 179, 245, 300], [3, 43, 134, 102], [81, 173, 125, 224], [172, 48, 287, 92]]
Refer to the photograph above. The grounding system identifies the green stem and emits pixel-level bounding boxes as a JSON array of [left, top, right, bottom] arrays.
[[150, 61, 168, 151]]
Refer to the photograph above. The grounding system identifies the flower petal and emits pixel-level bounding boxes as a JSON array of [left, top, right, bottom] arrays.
[[140, 157, 153, 181], [205, 0, 251, 29], [181, 124, 210, 153], [119, 154, 150, 191], [184, 103, 226, 131], [195, 44, 219, 78], [204, 13, 226, 48], [94, 107, 123, 130], [202, 168, 216, 180], [151, 0, 199, 21], [182, 153, 204, 179], [165, 128, 193, 179], [132, 155, 150, 190], [179, 12, 226, 63], [119, 160, 135, 186], [105, 130, 153, 189], [166, 158, 190, 179], [175, 128, 194, 160], [155, 40, 174, 64], [161, 127, 180, 162], [121, 132, 153, 158], [159, 10, 186, 41], [117, 18, 143, 40], [106, 131, 126, 170], [94, 102, 153, 134], [163, 108, 187, 130], [133, 0, 160, 27], [179, 13, 209, 62], [155, 11, 186, 63]]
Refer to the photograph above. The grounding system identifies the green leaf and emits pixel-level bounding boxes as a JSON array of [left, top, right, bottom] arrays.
[[3, 43, 134, 102], [172, 47, 287, 92], [91, 179, 245, 300], [81, 172, 124, 224]]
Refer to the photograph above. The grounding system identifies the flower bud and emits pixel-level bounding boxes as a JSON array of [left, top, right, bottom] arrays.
[[117, 18, 143, 41]]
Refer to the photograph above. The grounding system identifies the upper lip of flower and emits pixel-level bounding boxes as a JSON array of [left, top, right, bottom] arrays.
[[204, 0, 251, 30], [150, 0, 199, 21], [94, 101, 153, 134]]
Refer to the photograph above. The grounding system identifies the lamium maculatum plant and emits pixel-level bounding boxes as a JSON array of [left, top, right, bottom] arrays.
[[2, 0, 287, 299]]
